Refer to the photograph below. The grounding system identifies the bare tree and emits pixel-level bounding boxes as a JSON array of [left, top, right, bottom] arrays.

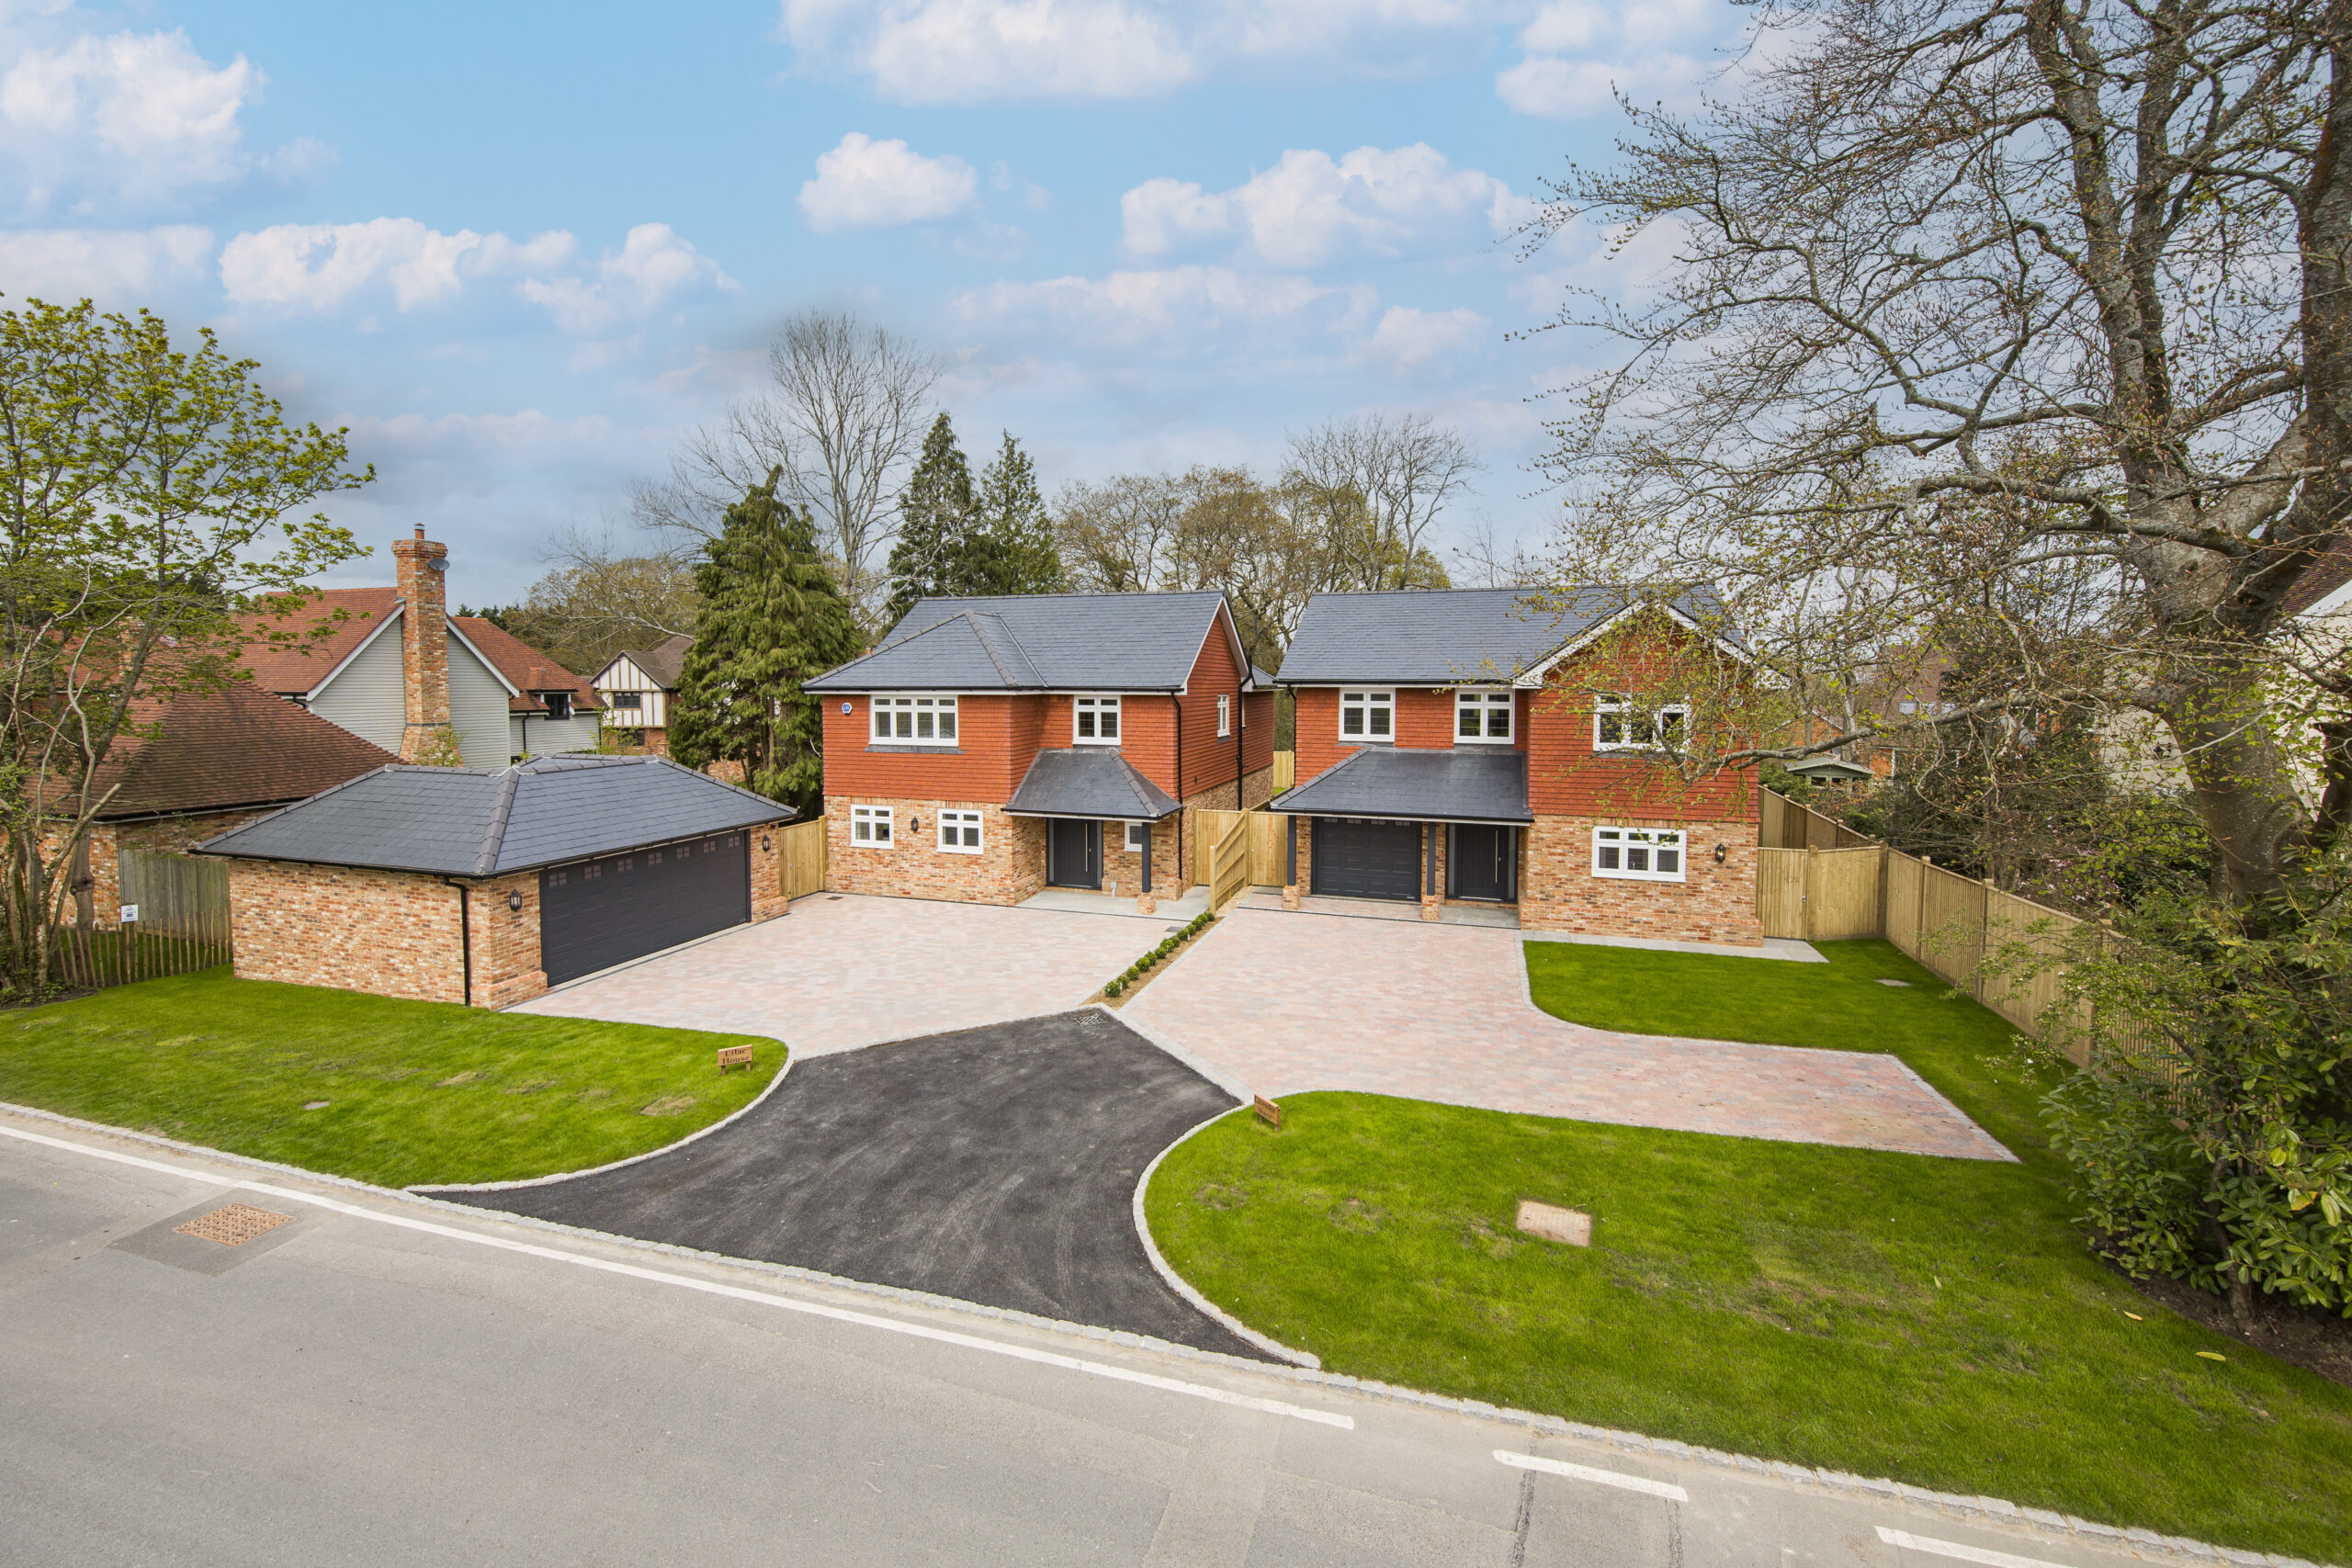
[[1449, 517, 1544, 587], [1284, 412, 1479, 591], [636, 310, 938, 623], [1529, 0, 2352, 904], [491, 528, 699, 674], [1055, 473, 1187, 592]]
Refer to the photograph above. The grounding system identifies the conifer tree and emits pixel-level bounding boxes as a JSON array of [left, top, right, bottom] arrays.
[[670, 468, 862, 815], [881, 412, 975, 626], [967, 432, 1067, 596]]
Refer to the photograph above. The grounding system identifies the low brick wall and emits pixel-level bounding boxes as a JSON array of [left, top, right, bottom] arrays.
[[1520, 816, 1762, 946], [825, 795, 1047, 904]]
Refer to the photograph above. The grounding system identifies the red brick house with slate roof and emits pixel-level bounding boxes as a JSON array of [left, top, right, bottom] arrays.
[[803, 592, 1275, 911], [1271, 587, 1764, 946]]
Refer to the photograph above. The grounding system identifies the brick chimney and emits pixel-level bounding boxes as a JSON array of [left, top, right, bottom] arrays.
[[391, 525, 454, 761]]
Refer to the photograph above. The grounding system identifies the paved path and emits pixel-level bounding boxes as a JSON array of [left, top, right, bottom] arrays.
[[437, 1010, 1252, 1355], [1127, 908, 2011, 1161], [511, 893, 1159, 1056], [0, 1112, 2221, 1567]]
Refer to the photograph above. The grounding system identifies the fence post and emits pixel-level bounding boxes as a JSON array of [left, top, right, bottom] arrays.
[[1977, 875, 1996, 1001], [1877, 842, 1889, 939], [1803, 845, 1816, 941], [1916, 854, 1929, 962]]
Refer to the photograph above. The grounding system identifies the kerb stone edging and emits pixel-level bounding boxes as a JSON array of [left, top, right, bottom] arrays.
[[1130, 1106, 1318, 1369], [0, 1097, 2331, 1568]]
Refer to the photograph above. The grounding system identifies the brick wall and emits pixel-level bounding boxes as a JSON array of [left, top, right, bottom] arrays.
[[824, 795, 1046, 903], [469, 872, 547, 1009], [1239, 764, 1277, 810], [229, 859, 469, 1003], [748, 829, 787, 922], [1520, 815, 1762, 945]]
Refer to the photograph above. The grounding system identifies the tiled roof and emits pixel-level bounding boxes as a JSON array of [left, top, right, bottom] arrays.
[[616, 633, 694, 690], [2283, 538, 2352, 616], [1005, 749, 1183, 820], [1271, 748, 1532, 824], [452, 616, 601, 714], [197, 754, 790, 876], [1278, 586, 1743, 685], [237, 588, 399, 694], [85, 684, 397, 819], [806, 592, 1231, 694]]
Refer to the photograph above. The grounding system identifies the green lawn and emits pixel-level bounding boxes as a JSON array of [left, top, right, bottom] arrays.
[[1146, 941, 2352, 1559], [0, 968, 782, 1188]]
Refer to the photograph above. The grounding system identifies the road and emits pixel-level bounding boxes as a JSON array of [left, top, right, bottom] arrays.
[[0, 1108, 2200, 1568]]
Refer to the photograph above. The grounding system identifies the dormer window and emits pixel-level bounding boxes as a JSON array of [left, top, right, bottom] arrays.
[[1454, 689, 1512, 743], [1075, 695, 1121, 744], [541, 691, 573, 721], [1340, 690, 1393, 741]]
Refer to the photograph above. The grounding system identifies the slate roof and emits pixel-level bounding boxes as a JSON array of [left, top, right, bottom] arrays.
[[196, 754, 790, 876], [615, 632, 694, 691], [805, 592, 1233, 694], [1270, 748, 1532, 824], [1278, 586, 1743, 685], [1005, 749, 1183, 820], [80, 684, 397, 820]]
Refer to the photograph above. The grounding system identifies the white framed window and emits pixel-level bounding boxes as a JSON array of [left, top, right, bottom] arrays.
[[937, 808, 982, 853], [1340, 689, 1393, 741], [850, 806, 894, 847], [1592, 826, 1686, 882], [1124, 820, 1149, 852], [1455, 688, 1513, 744], [1594, 695, 1689, 752], [871, 694, 958, 745], [1075, 694, 1121, 744], [1216, 694, 1231, 737]]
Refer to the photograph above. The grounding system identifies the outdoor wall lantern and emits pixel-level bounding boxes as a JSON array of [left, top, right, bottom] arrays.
[[761, 835, 772, 852], [910, 816, 922, 831], [507, 889, 525, 911], [1713, 842, 1728, 864]]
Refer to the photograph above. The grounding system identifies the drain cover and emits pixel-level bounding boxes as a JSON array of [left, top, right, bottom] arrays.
[[174, 1203, 294, 1247]]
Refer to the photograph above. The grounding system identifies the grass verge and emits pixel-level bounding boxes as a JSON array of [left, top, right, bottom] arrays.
[[1145, 941, 2352, 1559], [0, 968, 782, 1188]]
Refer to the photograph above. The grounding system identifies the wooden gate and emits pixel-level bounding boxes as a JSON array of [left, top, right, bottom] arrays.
[[779, 818, 827, 900], [1755, 845, 1884, 940]]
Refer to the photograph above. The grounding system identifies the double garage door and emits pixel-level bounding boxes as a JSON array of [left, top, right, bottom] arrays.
[[1312, 817, 1421, 902], [539, 830, 751, 986]]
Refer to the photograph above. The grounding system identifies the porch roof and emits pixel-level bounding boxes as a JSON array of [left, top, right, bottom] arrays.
[[1004, 749, 1182, 821], [1270, 748, 1532, 825]]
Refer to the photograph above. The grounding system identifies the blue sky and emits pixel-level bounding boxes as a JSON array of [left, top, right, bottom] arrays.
[[0, 0, 1743, 607]]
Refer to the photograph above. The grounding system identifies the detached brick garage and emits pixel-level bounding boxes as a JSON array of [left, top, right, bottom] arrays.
[[198, 754, 792, 1008]]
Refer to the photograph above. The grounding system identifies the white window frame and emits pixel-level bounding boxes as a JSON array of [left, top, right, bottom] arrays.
[[1454, 688, 1514, 745], [1593, 695, 1689, 752], [1592, 826, 1687, 882], [1074, 694, 1122, 745], [1216, 694, 1231, 738], [850, 805, 895, 847], [936, 808, 983, 854], [1339, 689, 1394, 742], [870, 694, 958, 746], [1124, 820, 1149, 852]]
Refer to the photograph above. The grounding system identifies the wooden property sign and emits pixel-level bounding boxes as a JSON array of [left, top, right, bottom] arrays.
[[1252, 1095, 1282, 1128], [717, 1044, 756, 1072]]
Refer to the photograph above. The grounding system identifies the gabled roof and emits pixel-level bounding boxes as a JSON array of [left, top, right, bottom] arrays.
[[454, 615, 601, 715], [1270, 748, 1532, 825], [83, 684, 397, 820], [805, 591, 1239, 694], [197, 754, 790, 877], [237, 588, 400, 695], [1278, 586, 1745, 686], [603, 632, 694, 691], [1005, 749, 1183, 820]]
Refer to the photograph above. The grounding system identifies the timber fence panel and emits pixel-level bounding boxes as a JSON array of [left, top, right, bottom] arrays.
[[1984, 888, 2090, 1055], [1807, 846, 1886, 939], [1271, 751, 1296, 792], [1209, 818, 1251, 910], [1915, 862, 1992, 991], [780, 819, 827, 900], [1247, 812, 1290, 886], [1194, 810, 1245, 885], [1884, 851, 1925, 956], [1757, 848, 1806, 937]]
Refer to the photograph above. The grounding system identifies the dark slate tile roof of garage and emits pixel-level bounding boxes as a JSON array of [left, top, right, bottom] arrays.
[[1278, 585, 1744, 685], [1006, 749, 1183, 820], [804, 592, 1232, 693], [195, 754, 790, 876], [1270, 748, 1532, 824]]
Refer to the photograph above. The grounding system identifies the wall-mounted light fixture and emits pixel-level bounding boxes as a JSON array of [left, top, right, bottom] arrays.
[[761, 835, 772, 852], [507, 888, 525, 911], [909, 816, 922, 832], [1713, 842, 1728, 864]]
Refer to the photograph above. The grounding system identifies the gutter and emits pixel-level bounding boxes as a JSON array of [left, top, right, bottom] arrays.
[[440, 877, 473, 1007]]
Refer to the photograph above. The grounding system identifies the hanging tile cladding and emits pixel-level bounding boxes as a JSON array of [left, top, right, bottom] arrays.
[[823, 694, 1041, 802], [1176, 620, 1250, 800], [1242, 689, 1275, 773], [1292, 687, 1528, 778], [1523, 682, 1753, 823]]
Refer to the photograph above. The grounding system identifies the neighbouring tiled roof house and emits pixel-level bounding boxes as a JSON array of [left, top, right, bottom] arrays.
[[198, 755, 793, 1007], [1270, 587, 1764, 945], [591, 633, 693, 756], [802, 592, 1275, 911]]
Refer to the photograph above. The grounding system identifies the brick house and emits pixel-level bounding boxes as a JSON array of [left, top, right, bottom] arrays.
[[591, 633, 692, 755], [1271, 588, 1764, 946], [802, 592, 1275, 911], [197, 755, 792, 1007]]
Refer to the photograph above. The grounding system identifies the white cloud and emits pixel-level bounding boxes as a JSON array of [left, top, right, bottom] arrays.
[[518, 222, 737, 333], [956, 265, 1360, 348], [1364, 304, 1487, 372], [798, 132, 978, 231], [220, 219, 574, 311], [0, 223, 212, 300], [1121, 145, 1522, 267], [1497, 0, 1729, 118]]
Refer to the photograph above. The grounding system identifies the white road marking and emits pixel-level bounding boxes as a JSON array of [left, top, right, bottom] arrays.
[[0, 1122, 1354, 1430], [1876, 1527, 2073, 1568], [1495, 1449, 1690, 1501]]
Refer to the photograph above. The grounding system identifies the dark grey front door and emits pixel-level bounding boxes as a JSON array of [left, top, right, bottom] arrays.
[[1448, 825, 1517, 902], [1311, 818, 1420, 901], [1047, 819, 1101, 888], [538, 830, 752, 986]]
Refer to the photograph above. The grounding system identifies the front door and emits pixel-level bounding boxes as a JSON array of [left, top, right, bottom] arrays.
[[1449, 825, 1517, 902], [1047, 818, 1102, 888]]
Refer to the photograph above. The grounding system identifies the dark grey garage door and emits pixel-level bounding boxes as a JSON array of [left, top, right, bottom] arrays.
[[1312, 817, 1420, 901], [539, 830, 751, 985]]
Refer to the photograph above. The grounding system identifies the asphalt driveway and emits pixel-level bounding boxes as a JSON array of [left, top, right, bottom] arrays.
[[432, 1010, 1255, 1356]]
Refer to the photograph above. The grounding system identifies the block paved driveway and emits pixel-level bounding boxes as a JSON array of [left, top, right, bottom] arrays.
[[438, 1010, 1257, 1356], [1125, 907, 2011, 1161], [510, 893, 1158, 1056]]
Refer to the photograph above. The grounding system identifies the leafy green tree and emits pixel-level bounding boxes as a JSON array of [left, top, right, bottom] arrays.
[[669, 468, 860, 816], [966, 432, 1066, 597], [1, 299, 370, 998], [881, 412, 976, 626]]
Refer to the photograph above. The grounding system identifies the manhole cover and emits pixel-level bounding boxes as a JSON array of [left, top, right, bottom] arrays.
[[174, 1203, 294, 1247]]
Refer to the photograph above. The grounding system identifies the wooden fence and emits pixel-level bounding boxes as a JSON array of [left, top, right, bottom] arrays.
[[1758, 788, 1874, 851], [1195, 809, 1295, 895], [779, 818, 827, 901], [1270, 750, 1296, 793], [50, 847, 231, 989]]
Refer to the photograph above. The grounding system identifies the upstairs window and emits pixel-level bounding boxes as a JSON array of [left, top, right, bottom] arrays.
[[1340, 690, 1393, 741], [1454, 689, 1513, 743], [1216, 694, 1231, 737], [1592, 826, 1686, 882], [1594, 694, 1689, 752], [872, 694, 957, 745], [542, 691, 573, 721], [1075, 695, 1121, 744], [607, 691, 643, 713]]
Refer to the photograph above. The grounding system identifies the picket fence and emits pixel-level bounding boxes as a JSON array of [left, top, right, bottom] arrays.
[[50, 847, 232, 990]]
